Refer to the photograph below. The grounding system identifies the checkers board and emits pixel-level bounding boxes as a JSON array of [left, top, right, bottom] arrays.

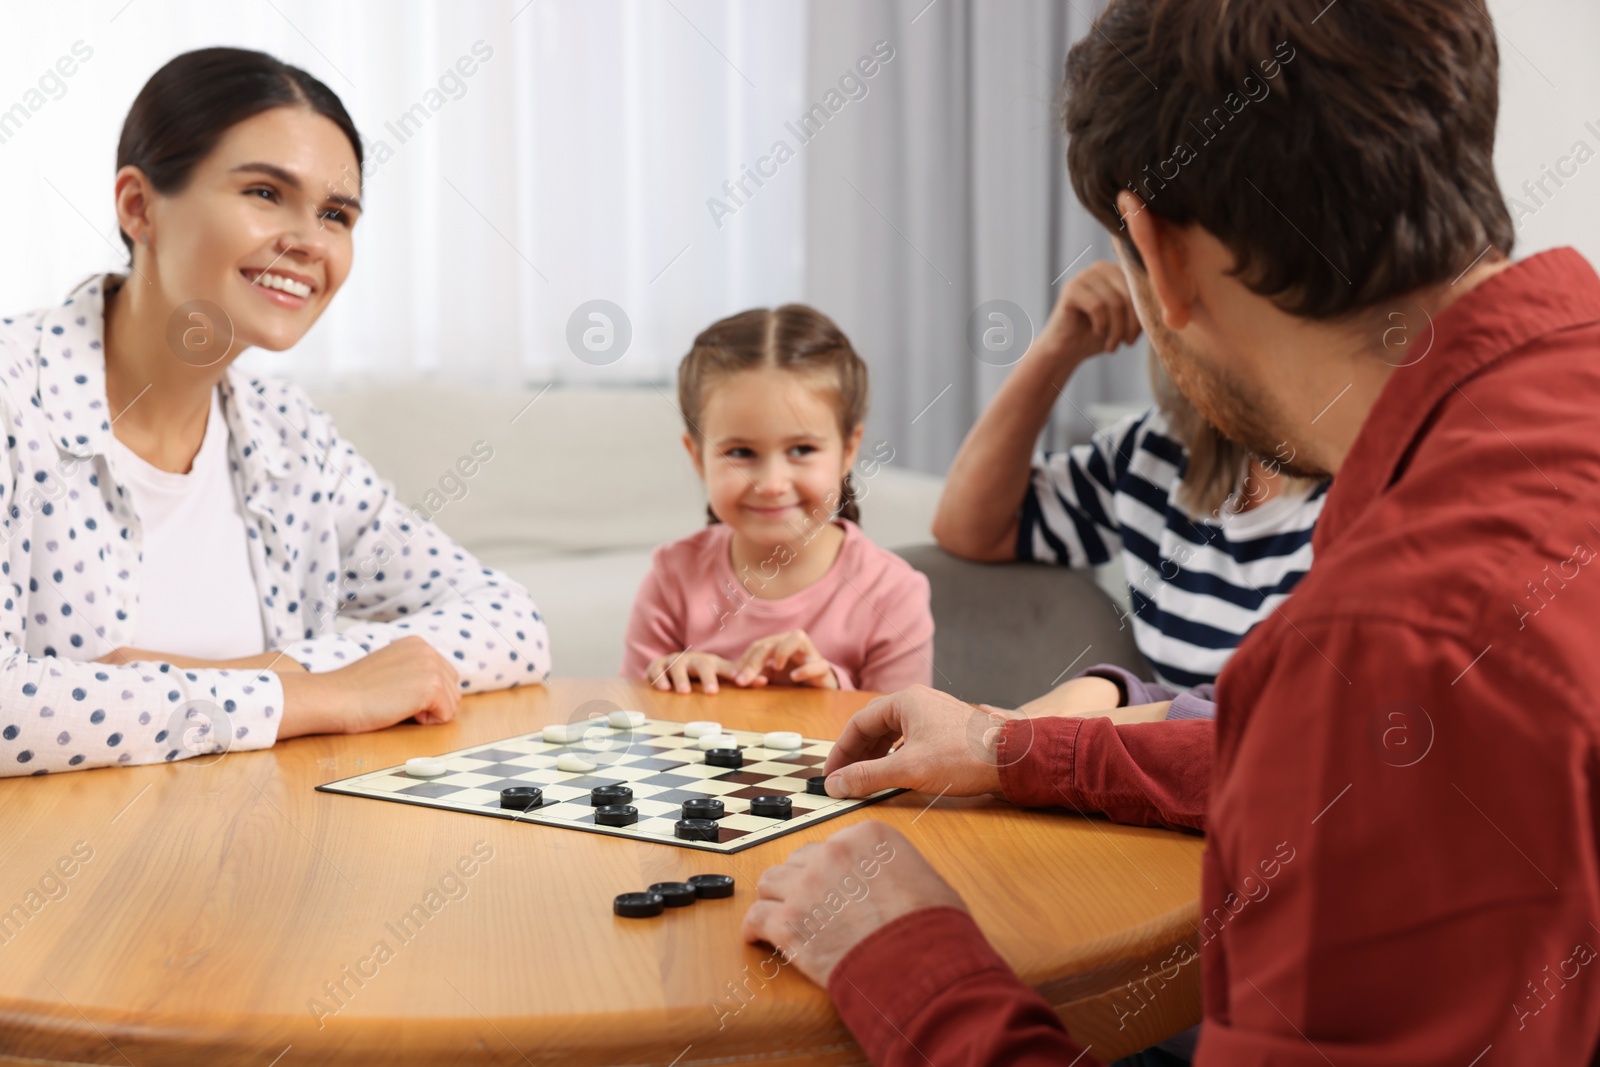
[[315, 716, 902, 853]]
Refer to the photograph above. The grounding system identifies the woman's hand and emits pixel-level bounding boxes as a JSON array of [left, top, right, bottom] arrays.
[[97, 647, 309, 672], [646, 651, 742, 694], [277, 636, 462, 738], [733, 630, 839, 689]]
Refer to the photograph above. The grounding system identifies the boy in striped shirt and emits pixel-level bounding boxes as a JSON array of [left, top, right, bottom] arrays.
[[935, 261, 1326, 723]]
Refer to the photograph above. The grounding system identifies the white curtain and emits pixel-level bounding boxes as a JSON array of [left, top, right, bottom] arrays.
[[0, 0, 810, 387], [5, 0, 1592, 476], [801, 0, 1143, 474]]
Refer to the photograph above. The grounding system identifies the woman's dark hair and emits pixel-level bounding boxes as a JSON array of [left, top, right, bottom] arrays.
[[115, 47, 363, 253], [1060, 0, 1512, 319], [678, 305, 868, 526]]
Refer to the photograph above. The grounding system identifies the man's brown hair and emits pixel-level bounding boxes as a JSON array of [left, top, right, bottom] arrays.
[[1060, 0, 1513, 319]]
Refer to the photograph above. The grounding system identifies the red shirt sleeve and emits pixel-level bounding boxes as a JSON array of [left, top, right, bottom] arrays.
[[997, 714, 1211, 832], [829, 906, 1099, 1067], [826, 715, 1211, 1066]]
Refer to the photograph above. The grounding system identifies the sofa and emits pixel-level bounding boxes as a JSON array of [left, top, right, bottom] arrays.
[[313, 384, 1150, 706]]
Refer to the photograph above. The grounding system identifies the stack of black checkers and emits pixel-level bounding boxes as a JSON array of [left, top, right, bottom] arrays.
[[614, 874, 735, 918], [589, 784, 637, 827]]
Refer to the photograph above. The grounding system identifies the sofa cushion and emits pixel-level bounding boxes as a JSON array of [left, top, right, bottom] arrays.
[[312, 383, 943, 558], [311, 384, 946, 678], [310, 384, 705, 558], [894, 545, 1152, 707]]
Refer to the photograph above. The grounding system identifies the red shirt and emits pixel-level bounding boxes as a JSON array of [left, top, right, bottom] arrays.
[[829, 248, 1600, 1065]]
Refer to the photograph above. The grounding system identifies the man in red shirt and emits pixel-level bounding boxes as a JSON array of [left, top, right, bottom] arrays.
[[740, 0, 1600, 1064]]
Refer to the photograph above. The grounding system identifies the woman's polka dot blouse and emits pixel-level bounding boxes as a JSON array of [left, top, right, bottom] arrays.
[[0, 275, 552, 776]]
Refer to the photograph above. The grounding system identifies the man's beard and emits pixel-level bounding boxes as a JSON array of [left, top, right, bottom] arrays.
[[1130, 271, 1333, 480]]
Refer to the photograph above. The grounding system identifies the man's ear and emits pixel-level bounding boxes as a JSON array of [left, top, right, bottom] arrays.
[[682, 432, 705, 478], [1117, 191, 1194, 331]]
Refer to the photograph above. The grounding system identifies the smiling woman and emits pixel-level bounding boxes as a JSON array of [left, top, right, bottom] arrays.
[[0, 48, 551, 777]]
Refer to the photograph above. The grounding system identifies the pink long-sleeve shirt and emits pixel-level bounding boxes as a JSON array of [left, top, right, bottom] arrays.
[[621, 519, 933, 693]]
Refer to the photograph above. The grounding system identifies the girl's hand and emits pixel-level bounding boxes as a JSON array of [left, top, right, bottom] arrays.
[[734, 630, 839, 689], [646, 651, 742, 694]]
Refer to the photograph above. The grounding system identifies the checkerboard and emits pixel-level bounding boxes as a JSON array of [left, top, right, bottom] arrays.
[[315, 716, 902, 853]]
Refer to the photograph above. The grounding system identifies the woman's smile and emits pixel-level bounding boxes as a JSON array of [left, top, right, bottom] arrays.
[[240, 266, 316, 308]]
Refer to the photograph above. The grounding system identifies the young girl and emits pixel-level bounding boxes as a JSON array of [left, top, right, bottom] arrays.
[[622, 305, 933, 694]]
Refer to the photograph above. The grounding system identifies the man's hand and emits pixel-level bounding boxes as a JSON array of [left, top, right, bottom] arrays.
[[741, 820, 966, 987], [646, 650, 741, 694], [822, 684, 1027, 799], [278, 636, 462, 738], [1038, 260, 1143, 362], [733, 629, 839, 689]]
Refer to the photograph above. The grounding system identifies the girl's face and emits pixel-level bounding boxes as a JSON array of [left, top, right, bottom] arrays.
[[117, 105, 361, 354], [687, 366, 864, 546]]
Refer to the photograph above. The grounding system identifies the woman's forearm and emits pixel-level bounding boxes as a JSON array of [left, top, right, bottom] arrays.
[[98, 647, 308, 672]]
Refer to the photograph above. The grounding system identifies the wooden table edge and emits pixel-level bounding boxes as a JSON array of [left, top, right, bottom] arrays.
[[0, 682, 1205, 1065], [1040, 900, 1204, 1055]]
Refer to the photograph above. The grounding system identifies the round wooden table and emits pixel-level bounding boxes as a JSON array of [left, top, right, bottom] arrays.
[[0, 680, 1203, 1066]]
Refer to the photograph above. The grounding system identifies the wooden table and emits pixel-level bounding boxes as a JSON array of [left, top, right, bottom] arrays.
[[0, 680, 1204, 1066]]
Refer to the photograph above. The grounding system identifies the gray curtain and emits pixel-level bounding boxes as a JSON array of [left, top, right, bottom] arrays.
[[803, 0, 1151, 476]]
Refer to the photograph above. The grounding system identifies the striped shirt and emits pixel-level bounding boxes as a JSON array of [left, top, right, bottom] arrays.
[[1017, 407, 1327, 691]]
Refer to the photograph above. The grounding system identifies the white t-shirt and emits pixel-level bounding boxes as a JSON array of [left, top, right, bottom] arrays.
[[109, 389, 267, 659]]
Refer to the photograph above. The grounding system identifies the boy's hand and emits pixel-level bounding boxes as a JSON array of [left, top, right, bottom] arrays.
[[734, 630, 839, 689], [646, 651, 741, 694], [1098, 700, 1173, 725], [1038, 260, 1143, 363], [1016, 674, 1122, 717]]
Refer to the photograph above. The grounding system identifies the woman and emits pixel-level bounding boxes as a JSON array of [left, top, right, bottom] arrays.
[[0, 48, 550, 777]]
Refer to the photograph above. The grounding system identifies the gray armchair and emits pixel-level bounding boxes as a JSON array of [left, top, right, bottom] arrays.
[[893, 545, 1151, 707]]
